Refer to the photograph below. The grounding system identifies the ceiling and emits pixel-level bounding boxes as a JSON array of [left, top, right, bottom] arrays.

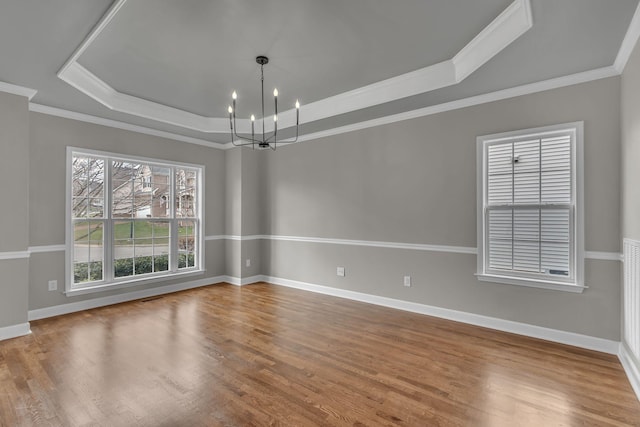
[[0, 0, 638, 147]]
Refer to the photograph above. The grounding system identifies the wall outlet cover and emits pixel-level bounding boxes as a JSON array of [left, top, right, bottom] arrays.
[[337, 267, 345, 277]]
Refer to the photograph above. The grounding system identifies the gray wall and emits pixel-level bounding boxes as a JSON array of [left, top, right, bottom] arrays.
[[261, 77, 622, 340], [0, 92, 29, 328], [622, 35, 640, 242], [224, 147, 264, 279], [0, 67, 626, 343], [28, 112, 227, 310]]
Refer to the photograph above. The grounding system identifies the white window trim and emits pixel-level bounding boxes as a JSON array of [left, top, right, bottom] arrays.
[[65, 147, 205, 295], [476, 122, 584, 293]]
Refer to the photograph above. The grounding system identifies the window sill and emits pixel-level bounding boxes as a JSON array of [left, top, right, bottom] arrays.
[[476, 273, 586, 293], [65, 269, 205, 297]]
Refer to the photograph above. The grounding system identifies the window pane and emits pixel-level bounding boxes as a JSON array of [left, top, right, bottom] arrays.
[[487, 143, 513, 205], [114, 220, 171, 277], [151, 166, 171, 220], [112, 161, 136, 218], [513, 208, 540, 274], [134, 195, 152, 218], [114, 220, 134, 278], [541, 209, 571, 276], [72, 197, 88, 219], [488, 209, 512, 271], [513, 140, 539, 172], [541, 169, 571, 204], [178, 220, 196, 269], [73, 220, 103, 284], [176, 168, 197, 218], [541, 136, 571, 204], [513, 172, 539, 204], [114, 256, 133, 278], [541, 242, 570, 276], [88, 198, 104, 218], [152, 192, 170, 218], [72, 156, 104, 218]]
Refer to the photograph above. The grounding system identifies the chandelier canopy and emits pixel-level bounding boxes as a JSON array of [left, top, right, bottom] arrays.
[[228, 56, 300, 150]]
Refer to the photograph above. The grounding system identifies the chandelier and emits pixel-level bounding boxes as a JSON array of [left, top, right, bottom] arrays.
[[228, 56, 300, 150]]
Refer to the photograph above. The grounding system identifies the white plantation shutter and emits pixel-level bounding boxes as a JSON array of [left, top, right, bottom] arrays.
[[481, 126, 578, 285]]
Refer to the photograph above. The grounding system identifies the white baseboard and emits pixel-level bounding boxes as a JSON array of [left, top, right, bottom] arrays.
[[28, 276, 227, 321], [262, 275, 620, 355], [619, 343, 640, 401], [0, 322, 31, 341], [222, 275, 264, 286]]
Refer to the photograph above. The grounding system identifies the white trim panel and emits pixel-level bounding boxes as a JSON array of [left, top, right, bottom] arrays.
[[263, 275, 620, 354], [29, 103, 224, 149], [0, 251, 30, 260], [223, 275, 264, 286], [28, 244, 66, 254], [28, 276, 227, 321], [0, 81, 37, 100], [57, 0, 532, 134], [265, 235, 478, 254], [619, 342, 640, 401], [12, 237, 623, 260], [614, 2, 640, 73], [452, 0, 532, 81], [0, 323, 31, 341], [585, 251, 624, 262]]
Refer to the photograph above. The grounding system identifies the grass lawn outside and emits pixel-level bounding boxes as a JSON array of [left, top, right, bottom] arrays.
[[74, 220, 194, 245]]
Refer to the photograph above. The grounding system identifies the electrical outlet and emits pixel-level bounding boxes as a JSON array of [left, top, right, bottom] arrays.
[[246, 259, 251, 267], [337, 266, 345, 277], [48, 280, 57, 291], [404, 276, 411, 287]]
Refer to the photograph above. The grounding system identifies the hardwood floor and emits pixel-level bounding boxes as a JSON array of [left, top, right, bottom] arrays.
[[1, 283, 638, 426]]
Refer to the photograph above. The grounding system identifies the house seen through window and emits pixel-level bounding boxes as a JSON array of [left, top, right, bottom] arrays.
[[69, 149, 203, 292]]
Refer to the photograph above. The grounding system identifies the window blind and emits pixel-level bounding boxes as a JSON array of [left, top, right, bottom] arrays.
[[485, 133, 572, 278]]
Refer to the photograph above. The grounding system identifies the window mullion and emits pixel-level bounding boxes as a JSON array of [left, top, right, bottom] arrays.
[[538, 138, 542, 274], [511, 141, 515, 272], [105, 159, 113, 282], [170, 167, 178, 272]]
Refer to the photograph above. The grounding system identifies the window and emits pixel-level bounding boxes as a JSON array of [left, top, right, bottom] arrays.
[[476, 122, 584, 292], [67, 148, 204, 294]]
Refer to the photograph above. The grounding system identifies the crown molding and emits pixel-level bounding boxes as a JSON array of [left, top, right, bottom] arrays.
[[29, 103, 225, 149], [34, 64, 618, 152], [57, 0, 532, 134], [452, 0, 532, 81], [58, 0, 128, 76], [614, 1, 640, 73], [0, 81, 37, 100]]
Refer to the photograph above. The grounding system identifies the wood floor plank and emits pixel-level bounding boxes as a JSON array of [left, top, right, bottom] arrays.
[[0, 282, 639, 426]]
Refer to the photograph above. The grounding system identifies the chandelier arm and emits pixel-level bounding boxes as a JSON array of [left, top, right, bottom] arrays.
[[231, 137, 258, 147], [233, 132, 262, 144]]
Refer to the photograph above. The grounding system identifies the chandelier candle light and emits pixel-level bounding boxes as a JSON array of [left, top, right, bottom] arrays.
[[228, 56, 300, 150]]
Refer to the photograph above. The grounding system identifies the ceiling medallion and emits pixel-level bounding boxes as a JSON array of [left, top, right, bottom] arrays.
[[228, 56, 300, 150]]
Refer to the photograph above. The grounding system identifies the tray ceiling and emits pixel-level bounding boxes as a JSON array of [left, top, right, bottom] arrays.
[[0, 0, 637, 147]]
